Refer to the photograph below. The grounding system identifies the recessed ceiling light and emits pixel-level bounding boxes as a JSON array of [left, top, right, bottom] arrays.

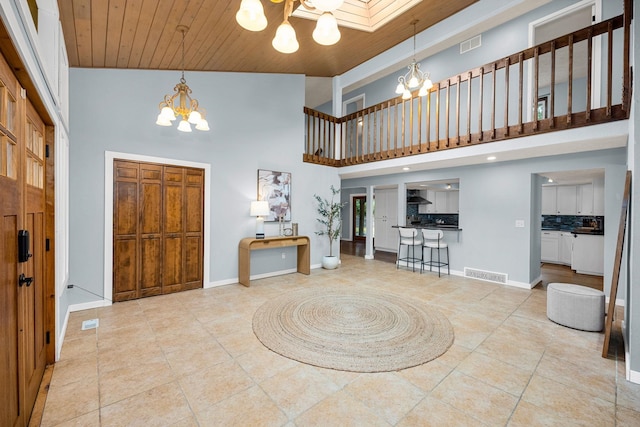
[[402, 167, 410, 171], [419, 184, 428, 187], [487, 156, 496, 161], [548, 178, 553, 183]]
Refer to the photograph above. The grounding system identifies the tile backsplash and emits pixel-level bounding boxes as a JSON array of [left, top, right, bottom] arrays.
[[541, 215, 604, 231]]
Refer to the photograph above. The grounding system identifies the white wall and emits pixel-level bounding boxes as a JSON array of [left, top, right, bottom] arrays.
[[66, 68, 340, 312]]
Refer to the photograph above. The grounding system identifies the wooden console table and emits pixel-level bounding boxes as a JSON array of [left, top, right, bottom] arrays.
[[238, 236, 310, 287]]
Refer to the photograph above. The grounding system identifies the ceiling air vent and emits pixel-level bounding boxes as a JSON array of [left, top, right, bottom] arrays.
[[460, 35, 481, 54]]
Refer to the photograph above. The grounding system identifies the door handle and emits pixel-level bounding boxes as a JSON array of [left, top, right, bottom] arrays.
[[19, 274, 34, 287]]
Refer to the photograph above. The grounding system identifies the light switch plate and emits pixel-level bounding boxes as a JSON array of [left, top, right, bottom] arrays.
[[515, 220, 525, 228]]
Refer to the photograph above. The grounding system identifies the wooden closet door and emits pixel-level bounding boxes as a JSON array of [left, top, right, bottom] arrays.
[[184, 168, 204, 290], [113, 161, 139, 302], [162, 166, 185, 294], [113, 160, 203, 301], [139, 164, 162, 298]]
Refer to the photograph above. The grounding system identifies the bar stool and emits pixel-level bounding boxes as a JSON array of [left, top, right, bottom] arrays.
[[421, 229, 449, 277], [397, 227, 422, 272]]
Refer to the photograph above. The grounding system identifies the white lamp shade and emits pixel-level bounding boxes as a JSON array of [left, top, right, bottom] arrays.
[[272, 22, 299, 54], [402, 89, 411, 100], [195, 119, 210, 131], [312, 12, 341, 46], [313, 0, 344, 12], [187, 110, 202, 124], [250, 200, 270, 216], [418, 85, 428, 97], [160, 106, 176, 121], [155, 114, 172, 126], [236, 0, 268, 31], [177, 119, 192, 132], [408, 75, 420, 88], [395, 82, 405, 95], [422, 78, 433, 91]]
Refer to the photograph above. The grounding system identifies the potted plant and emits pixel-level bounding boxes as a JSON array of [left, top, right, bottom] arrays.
[[314, 185, 346, 269]]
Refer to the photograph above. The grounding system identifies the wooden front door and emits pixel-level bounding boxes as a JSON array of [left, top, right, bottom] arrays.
[[0, 51, 49, 427], [113, 160, 204, 302]]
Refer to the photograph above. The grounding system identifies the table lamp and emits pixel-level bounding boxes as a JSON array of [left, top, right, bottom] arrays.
[[250, 201, 270, 239]]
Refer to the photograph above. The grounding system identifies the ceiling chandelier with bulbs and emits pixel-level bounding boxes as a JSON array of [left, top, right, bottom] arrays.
[[156, 26, 209, 132], [395, 20, 433, 100], [236, 0, 343, 54]]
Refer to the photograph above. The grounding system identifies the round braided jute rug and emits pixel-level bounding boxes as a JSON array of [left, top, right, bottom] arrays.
[[252, 287, 454, 372]]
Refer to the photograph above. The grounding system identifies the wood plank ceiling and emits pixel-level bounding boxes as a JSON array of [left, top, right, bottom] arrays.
[[57, 0, 478, 77]]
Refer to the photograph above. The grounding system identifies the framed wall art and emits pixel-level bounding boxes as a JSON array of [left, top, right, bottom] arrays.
[[257, 169, 291, 221]]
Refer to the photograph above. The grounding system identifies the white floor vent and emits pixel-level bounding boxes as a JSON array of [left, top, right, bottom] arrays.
[[464, 267, 508, 285], [81, 319, 99, 330]]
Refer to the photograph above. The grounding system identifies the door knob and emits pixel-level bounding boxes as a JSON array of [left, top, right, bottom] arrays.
[[19, 274, 34, 287]]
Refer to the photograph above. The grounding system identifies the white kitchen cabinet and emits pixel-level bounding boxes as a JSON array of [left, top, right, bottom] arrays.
[[542, 186, 557, 215], [448, 190, 459, 213], [426, 190, 459, 213], [576, 184, 594, 215], [593, 177, 605, 216], [559, 232, 574, 265], [571, 234, 604, 276], [541, 231, 560, 262], [374, 188, 398, 252], [556, 185, 577, 215]]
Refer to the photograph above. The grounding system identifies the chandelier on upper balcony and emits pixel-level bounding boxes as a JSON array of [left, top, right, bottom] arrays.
[[155, 26, 209, 132], [395, 20, 433, 100], [236, 0, 343, 54]]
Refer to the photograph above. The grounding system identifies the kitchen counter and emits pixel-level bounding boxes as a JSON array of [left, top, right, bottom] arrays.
[[542, 227, 604, 235], [394, 224, 462, 231]]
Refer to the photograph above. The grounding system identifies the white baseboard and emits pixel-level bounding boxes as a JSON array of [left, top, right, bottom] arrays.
[[69, 299, 111, 312], [57, 308, 70, 361], [207, 267, 306, 288]]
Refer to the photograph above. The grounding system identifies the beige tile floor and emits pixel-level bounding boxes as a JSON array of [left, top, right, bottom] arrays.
[[40, 255, 640, 426]]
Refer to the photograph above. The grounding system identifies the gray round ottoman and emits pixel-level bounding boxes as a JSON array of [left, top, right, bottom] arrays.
[[547, 283, 605, 332]]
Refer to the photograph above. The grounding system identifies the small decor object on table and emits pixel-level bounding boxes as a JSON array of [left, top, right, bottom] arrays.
[[314, 185, 346, 269]]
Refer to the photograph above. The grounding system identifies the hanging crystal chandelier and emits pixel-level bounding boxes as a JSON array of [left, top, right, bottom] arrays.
[[395, 20, 433, 100], [155, 26, 209, 132], [236, 0, 343, 54]]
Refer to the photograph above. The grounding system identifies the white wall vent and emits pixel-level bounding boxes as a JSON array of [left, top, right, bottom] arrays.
[[464, 267, 508, 285], [460, 35, 481, 54]]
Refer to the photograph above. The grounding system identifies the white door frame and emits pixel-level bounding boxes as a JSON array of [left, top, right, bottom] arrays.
[[103, 151, 211, 304], [526, 0, 602, 121]]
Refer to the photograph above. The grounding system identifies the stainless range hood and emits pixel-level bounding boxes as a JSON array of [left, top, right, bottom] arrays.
[[407, 190, 432, 204]]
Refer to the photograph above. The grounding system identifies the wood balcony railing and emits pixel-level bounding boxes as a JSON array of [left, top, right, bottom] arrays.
[[304, 5, 632, 167]]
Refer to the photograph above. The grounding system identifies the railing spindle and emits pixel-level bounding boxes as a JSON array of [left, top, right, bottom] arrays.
[[518, 54, 523, 133], [445, 81, 450, 147], [455, 75, 461, 145], [534, 48, 539, 130], [586, 28, 593, 122], [466, 72, 472, 143], [550, 42, 555, 127], [607, 22, 613, 117], [435, 84, 440, 149], [567, 35, 573, 125], [504, 58, 509, 137], [478, 68, 484, 141], [491, 63, 496, 138]]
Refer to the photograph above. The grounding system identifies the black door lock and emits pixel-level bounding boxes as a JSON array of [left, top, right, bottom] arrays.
[[19, 274, 33, 287]]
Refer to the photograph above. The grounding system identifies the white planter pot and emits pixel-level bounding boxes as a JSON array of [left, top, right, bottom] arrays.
[[322, 255, 339, 270]]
